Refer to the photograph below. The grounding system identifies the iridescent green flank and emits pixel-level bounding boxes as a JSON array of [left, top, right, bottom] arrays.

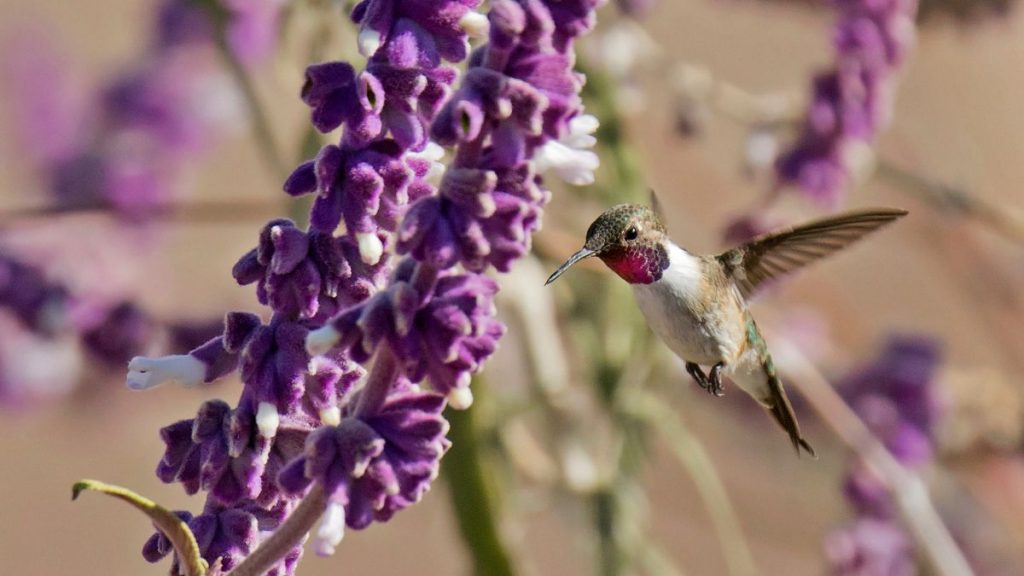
[[744, 312, 772, 372], [743, 312, 815, 457]]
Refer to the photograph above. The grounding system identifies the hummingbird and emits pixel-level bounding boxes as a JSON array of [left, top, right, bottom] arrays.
[[545, 202, 908, 457]]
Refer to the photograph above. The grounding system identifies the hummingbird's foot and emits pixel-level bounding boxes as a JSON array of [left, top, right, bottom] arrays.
[[685, 362, 710, 390], [708, 362, 725, 397]]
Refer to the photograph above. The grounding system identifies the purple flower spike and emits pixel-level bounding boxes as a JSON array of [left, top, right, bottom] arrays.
[[841, 336, 942, 440], [0, 255, 69, 336], [136, 0, 603, 571], [775, 0, 917, 204]]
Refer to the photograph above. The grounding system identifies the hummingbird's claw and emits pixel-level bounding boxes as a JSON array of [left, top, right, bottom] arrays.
[[708, 362, 725, 397], [685, 362, 709, 389]]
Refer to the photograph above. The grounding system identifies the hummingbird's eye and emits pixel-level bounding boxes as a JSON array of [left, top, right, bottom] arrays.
[[624, 225, 639, 241]]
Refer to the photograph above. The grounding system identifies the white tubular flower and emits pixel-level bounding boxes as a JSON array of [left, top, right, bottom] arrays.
[[533, 114, 600, 186], [356, 232, 384, 265], [256, 401, 280, 439], [313, 501, 346, 557], [447, 386, 474, 410], [126, 355, 205, 390], [459, 11, 489, 37], [306, 325, 341, 357], [407, 141, 447, 185], [358, 28, 382, 57]]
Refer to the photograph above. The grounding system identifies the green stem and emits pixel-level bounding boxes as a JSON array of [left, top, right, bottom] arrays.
[[442, 386, 517, 576], [593, 488, 623, 576], [72, 479, 208, 576], [625, 392, 757, 576], [192, 0, 290, 182]]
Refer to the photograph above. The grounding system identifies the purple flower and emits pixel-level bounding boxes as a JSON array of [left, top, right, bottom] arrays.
[[841, 336, 942, 440], [143, 500, 299, 575], [278, 384, 450, 529], [2, 32, 86, 167], [350, 0, 484, 62], [283, 141, 427, 246], [0, 254, 68, 336], [223, 0, 285, 67], [311, 263, 504, 404], [155, 399, 269, 504], [81, 302, 157, 366], [824, 518, 916, 576], [826, 336, 940, 573], [775, 0, 917, 205]]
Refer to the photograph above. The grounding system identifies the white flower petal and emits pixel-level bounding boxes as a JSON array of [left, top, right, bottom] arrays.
[[256, 401, 280, 439], [314, 502, 346, 557], [126, 355, 205, 390], [459, 11, 489, 38], [357, 28, 382, 57], [356, 232, 384, 265], [447, 386, 474, 410], [306, 325, 341, 357]]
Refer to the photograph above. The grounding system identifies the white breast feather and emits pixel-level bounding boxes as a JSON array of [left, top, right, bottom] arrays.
[[631, 243, 723, 364]]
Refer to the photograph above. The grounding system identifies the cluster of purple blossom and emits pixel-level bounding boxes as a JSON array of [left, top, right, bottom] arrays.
[[0, 0, 282, 404], [5, 0, 282, 219], [128, 0, 602, 572], [824, 337, 942, 575], [0, 253, 219, 406], [775, 0, 918, 206]]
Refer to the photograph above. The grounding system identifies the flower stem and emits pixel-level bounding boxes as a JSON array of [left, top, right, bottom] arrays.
[[442, 383, 517, 576], [355, 346, 399, 419], [593, 487, 623, 576], [228, 484, 327, 576], [191, 0, 289, 182], [623, 391, 757, 576], [773, 338, 975, 576], [72, 479, 207, 576]]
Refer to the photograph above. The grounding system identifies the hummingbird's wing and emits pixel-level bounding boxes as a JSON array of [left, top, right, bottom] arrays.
[[717, 208, 908, 299]]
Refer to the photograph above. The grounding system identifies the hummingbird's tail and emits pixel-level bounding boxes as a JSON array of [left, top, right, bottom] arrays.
[[765, 371, 816, 458], [739, 312, 816, 458]]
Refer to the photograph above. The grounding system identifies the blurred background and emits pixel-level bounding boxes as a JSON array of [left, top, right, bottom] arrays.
[[1, 0, 1023, 574]]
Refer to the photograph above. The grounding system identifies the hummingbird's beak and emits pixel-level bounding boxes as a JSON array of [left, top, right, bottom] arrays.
[[545, 247, 596, 285]]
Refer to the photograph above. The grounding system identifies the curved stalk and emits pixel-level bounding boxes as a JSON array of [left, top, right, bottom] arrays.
[[228, 484, 327, 576], [773, 338, 975, 576]]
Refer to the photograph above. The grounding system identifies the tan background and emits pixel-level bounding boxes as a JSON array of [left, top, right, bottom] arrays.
[[2, 0, 1023, 574]]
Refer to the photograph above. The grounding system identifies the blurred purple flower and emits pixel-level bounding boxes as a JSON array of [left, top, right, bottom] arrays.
[[81, 302, 158, 366], [776, 0, 918, 205], [841, 336, 942, 440], [2, 32, 86, 167], [223, 0, 286, 67], [824, 518, 916, 576], [825, 336, 942, 572], [4, 0, 287, 220]]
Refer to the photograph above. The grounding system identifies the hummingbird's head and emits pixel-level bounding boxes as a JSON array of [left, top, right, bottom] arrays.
[[546, 203, 670, 285]]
